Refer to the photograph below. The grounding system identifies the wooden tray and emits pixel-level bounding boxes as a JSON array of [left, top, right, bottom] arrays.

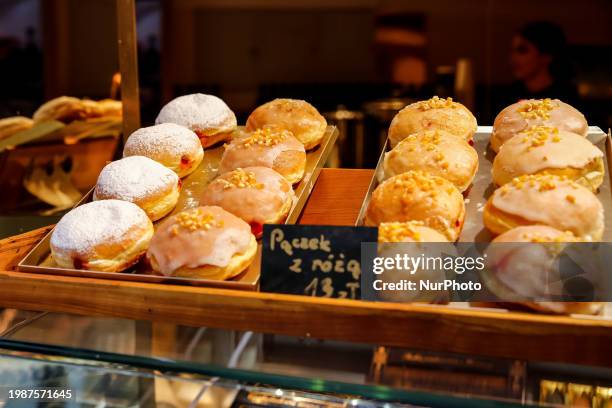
[[1, 169, 612, 367], [15, 126, 339, 290]]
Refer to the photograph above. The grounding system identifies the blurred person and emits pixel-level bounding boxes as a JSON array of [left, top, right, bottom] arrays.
[[508, 21, 579, 104]]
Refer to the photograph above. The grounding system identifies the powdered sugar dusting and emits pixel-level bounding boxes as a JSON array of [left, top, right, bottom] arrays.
[[50, 199, 150, 253], [95, 156, 178, 202], [124, 123, 202, 160], [155, 94, 237, 132]]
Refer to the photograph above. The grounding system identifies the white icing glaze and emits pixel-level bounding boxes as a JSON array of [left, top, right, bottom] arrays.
[[147, 206, 252, 275], [50, 199, 150, 254], [155, 94, 237, 133], [94, 156, 179, 202], [123, 123, 203, 165]]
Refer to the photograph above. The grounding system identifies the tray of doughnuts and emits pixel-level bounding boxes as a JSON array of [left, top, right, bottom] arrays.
[[357, 96, 612, 315], [18, 95, 338, 290]]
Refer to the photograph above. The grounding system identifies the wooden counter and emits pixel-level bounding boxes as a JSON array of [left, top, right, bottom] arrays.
[[1, 168, 611, 368]]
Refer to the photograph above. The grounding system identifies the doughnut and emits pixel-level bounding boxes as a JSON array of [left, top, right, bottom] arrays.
[[483, 174, 604, 240], [218, 127, 306, 184], [155, 93, 237, 148], [50, 199, 153, 272], [378, 221, 449, 243], [123, 123, 204, 178], [33, 96, 88, 123], [246, 98, 327, 150], [484, 226, 602, 315], [200, 167, 295, 238], [146, 205, 257, 280], [0, 116, 34, 140], [383, 129, 478, 192], [492, 126, 604, 191], [93, 156, 180, 221], [388, 96, 477, 148], [491, 98, 588, 153], [364, 171, 465, 241]]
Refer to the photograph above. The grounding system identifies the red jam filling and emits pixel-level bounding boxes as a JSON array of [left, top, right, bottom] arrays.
[[468, 139, 474, 146], [177, 178, 183, 190], [73, 257, 86, 269], [250, 222, 263, 238], [180, 155, 191, 169]]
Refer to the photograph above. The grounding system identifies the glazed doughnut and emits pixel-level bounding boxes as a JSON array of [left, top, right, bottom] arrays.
[[33, 96, 88, 123], [378, 221, 449, 243], [484, 226, 602, 315], [155, 93, 237, 148], [383, 129, 478, 192], [200, 167, 295, 238], [147, 206, 257, 280], [483, 174, 604, 240], [93, 156, 180, 221], [388, 96, 477, 148], [364, 171, 465, 241], [50, 199, 153, 272], [246, 98, 327, 150], [218, 127, 306, 184], [123, 123, 204, 178], [492, 126, 604, 191], [491, 98, 588, 152], [0, 116, 34, 140]]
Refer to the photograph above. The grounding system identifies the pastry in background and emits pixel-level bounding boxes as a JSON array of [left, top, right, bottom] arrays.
[[84, 99, 123, 118], [365, 170, 465, 241], [200, 167, 295, 238], [383, 129, 478, 192], [483, 174, 604, 240], [219, 126, 306, 184], [246, 98, 327, 150], [491, 98, 588, 152], [0, 116, 34, 140], [492, 126, 604, 191], [33, 96, 88, 123], [484, 225, 602, 315], [387, 96, 477, 147], [94, 156, 180, 221], [124, 123, 204, 178], [378, 221, 449, 243], [50, 199, 153, 272], [155, 93, 237, 148], [147, 206, 257, 280]]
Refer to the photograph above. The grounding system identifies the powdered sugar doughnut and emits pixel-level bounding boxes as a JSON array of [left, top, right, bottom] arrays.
[[50, 199, 154, 272], [124, 123, 204, 178], [200, 167, 295, 238], [94, 156, 180, 221], [155, 93, 237, 148]]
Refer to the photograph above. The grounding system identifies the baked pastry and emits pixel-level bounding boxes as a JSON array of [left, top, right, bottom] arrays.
[[246, 98, 327, 150], [388, 96, 477, 148], [83, 99, 123, 118], [491, 98, 588, 152], [0, 116, 34, 140], [123, 123, 204, 178], [146, 205, 257, 280], [219, 127, 306, 184], [383, 129, 478, 192], [200, 167, 295, 238], [484, 226, 602, 315], [155, 93, 237, 148], [483, 174, 604, 240], [33, 96, 88, 123], [93, 156, 180, 221], [50, 199, 153, 272], [492, 126, 604, 191], [378, 221, 449, 243], [364, 171, 465, 241]]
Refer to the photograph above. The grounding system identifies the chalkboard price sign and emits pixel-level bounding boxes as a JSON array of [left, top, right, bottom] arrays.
[[260, 224, 378, 299]]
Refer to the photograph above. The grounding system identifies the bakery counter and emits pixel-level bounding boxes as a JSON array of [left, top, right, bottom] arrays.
[[1, 168, 612, 370]]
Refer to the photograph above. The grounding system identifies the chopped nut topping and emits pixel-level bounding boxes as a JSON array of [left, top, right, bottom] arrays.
[[389, 170, 452, 200], [218, 168, 264, 190], [517, 98, 556, 120], [519, 125, 560, 148], [240, 127, 289, 148], [504, 174, 574, 193], [174, 208, 224, 232], [379, 221, 425, 242], [566, 194, 576, 203], [523, 230, 577, 243], [415, 96, 455, 111]]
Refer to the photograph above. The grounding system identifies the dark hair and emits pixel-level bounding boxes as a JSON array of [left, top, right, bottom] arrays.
[[518, 21, 573, 82]]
